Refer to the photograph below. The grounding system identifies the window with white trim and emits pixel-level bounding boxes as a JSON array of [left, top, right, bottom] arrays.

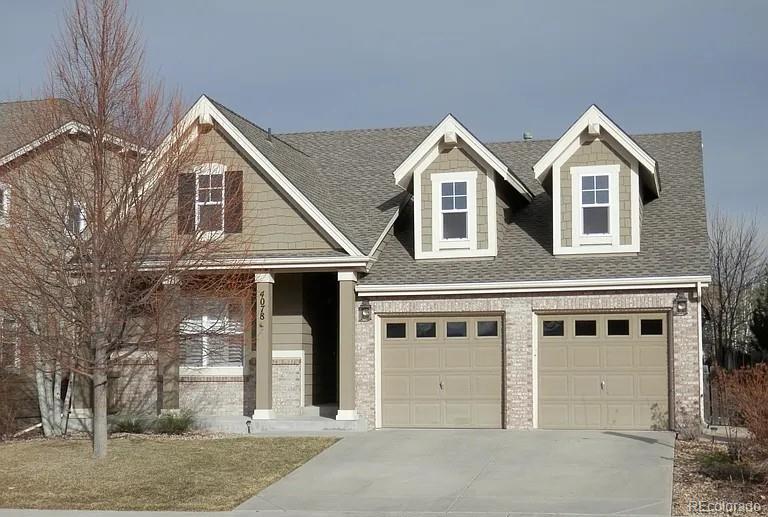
[[441, 181, 468, 240], [580, 174, 610, 235], [0, 184, 10, 227], [181, 299, 243, 368], [195, 163, 226, 233], [1, 318, 19, 369], [65, 201, 86, 234]]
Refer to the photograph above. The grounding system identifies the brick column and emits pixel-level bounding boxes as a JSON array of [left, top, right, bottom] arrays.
[[158, 275, 180, 413], [337, 272, 358, 420], [252, 272, 275, 420]]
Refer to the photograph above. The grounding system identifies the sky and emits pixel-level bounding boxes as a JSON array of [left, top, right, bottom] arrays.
[[1, 1, 766, 236]]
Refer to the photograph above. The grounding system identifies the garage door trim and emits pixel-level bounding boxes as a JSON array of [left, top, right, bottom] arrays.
[[533, 311, 673, 430], [375, 312, 505, 429]]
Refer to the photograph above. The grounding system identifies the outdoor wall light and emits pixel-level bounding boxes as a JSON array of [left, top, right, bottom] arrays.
[[674, 293, 688, 316], [359, 300, 372, 322]]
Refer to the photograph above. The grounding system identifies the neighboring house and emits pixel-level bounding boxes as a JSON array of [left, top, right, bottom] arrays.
[[0, 96, 710, 431]]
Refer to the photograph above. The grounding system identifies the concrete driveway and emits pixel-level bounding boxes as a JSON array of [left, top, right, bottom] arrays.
[[240, 429, 675, 516]]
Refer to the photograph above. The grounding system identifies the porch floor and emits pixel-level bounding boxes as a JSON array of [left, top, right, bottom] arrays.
[[194, 405, 367, 434]]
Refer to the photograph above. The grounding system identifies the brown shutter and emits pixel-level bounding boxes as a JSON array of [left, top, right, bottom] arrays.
[[178, 173, 196, 235], [224, 170, 243, 234]]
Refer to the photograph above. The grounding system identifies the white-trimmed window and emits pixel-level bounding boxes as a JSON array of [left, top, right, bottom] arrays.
[[1, 318, 19, 369], [65, 201, 86, 234], [0, 183, 10, 227], [432, 171, 477, 250], [195, 163, 226, 233], [570, 165, 619, 247], [180, 299, 243, 371]]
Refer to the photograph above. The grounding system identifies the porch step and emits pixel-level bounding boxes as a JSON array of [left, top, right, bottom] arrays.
[[193, 414, 367, 434]]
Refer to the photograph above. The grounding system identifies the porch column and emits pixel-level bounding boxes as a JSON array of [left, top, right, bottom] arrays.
[[158, 275, 180, 413], [337, 272, 358, 420], [252, 272, 275, 419]]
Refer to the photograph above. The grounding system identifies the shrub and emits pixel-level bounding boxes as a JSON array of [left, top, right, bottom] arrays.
[[698, 450, 764, 483], [713, 364, 768, 449], [154, 410, 195, 435], [675, 406, 702, 441], [111, 415, 149, 434]]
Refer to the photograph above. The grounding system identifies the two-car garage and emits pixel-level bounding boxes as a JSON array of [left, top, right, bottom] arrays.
[[379, 312, 670, 430]]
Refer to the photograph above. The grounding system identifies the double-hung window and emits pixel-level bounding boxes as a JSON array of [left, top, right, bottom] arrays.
[[181, 299, 243, 370], [0, 184, 9, 227], [65, 201, 86, 234], [0, 318, 19, 369], [441, 181, 468, 240], [195, 163, 225, 233], [581, 174, 610, 235], [571, 164, 619, 246], [432, 170, 477, 250]]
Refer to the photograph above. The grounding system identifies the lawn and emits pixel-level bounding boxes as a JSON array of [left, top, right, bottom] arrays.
[[0, 435, 337, 511]]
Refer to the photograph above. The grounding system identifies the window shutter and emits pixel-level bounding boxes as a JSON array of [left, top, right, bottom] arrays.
[[178, 173, 196, 235], [224, 170, 243, 234]]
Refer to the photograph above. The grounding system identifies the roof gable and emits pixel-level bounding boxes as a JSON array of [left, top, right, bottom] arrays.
[[149, 95, 364, 257], [533, 105, 659, 195], [392, 114, 533, 202]]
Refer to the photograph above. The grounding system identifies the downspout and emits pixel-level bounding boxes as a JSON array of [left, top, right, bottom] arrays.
[[696, 281, 705, 425]]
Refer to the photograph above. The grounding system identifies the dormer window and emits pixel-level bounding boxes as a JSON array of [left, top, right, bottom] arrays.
[[571, 165, 619, 247], [432, 171, 477, 251], [581, 174, 610, 235], [441, 181, 468, 240]]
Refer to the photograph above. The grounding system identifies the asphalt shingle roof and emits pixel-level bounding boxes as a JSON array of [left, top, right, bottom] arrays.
[[0, 99, 73, 160], [209, 97, 709, 284]]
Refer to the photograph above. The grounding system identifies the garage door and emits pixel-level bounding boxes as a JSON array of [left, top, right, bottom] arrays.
[[537, 313, 669, 430], [381, 315, 502, 428]]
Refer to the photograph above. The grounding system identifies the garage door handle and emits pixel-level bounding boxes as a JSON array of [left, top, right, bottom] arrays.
[[601, 380, 605, 391], [439, 380, 444, 390]]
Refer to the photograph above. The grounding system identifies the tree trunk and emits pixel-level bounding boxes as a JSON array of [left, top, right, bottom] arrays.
[[92, 346, 108, 460]]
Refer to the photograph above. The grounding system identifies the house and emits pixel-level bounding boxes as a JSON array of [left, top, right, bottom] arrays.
[[0, 96, 710, 431]]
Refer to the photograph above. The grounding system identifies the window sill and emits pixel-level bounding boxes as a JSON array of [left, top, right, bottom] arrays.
[[438, 238, 471, 250], [180, 366, 243, 376], [578, 234, 613, 245], [196, 230, 225, 240]]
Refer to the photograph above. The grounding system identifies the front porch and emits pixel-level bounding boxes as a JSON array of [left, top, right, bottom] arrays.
[[138, 269, 363, 432]]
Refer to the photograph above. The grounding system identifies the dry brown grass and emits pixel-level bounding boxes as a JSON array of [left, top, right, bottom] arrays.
[[0, 435, 336, 511]]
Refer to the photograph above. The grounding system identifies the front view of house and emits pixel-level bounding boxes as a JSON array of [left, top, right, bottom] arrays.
[[1, 97, 711, 431]]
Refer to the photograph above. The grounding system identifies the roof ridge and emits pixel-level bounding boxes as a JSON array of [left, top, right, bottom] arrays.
[[0, 98, 68, 106], [488, 130, 701, 146], [205, 96, 312, 158], [276, 124, 433, 137]]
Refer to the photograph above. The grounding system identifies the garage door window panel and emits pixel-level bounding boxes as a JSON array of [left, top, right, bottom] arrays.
[[607, 319, 631, 337], [416, 322, 437, 339], [640, 318, 664, 336], [477, 320, 499, 338], [542, 320, 565, 337], [446, 321, 468, 338], [386, 322, 407, 339], [574, 319, 597, 337]]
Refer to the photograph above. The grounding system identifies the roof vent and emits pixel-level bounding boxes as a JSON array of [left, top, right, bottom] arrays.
[[267, 127, 272, 142], [522, 131, 533, 141]]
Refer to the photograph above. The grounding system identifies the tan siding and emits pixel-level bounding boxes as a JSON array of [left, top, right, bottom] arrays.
[[192, 129, 336, 253], [272, 273, 313, 405], [560, 138, 632, 248], [420, 147, 489, 251]]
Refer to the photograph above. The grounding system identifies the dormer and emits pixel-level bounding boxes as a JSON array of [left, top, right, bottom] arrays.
[[394, 115, 533, 260], [533, 105, 659, 255]]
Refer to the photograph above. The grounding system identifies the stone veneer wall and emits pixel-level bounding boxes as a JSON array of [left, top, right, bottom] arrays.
[[112, 357, 304, 417], [354, 289, 701, 430]]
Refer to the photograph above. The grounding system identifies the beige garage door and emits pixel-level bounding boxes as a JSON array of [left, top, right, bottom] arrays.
[[537, 313, 669, 430], [381, 315, 503, 428]]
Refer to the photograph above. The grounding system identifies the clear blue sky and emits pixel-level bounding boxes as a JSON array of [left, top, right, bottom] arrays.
[[2, 1, 766, 236]]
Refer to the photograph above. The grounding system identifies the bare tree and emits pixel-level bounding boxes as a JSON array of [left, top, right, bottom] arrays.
[[0, 0, 245, 458], [703, 210, 766, 368]]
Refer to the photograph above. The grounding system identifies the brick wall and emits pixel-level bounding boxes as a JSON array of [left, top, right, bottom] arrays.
[[272, 358, 302, 416], [355, 289, 701, 430]]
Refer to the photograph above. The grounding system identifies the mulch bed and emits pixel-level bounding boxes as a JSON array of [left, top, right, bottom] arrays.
[[673, 438, 767, 516]]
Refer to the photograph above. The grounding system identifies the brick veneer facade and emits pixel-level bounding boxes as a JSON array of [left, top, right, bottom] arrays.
[[354, 289, 702, 431]]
